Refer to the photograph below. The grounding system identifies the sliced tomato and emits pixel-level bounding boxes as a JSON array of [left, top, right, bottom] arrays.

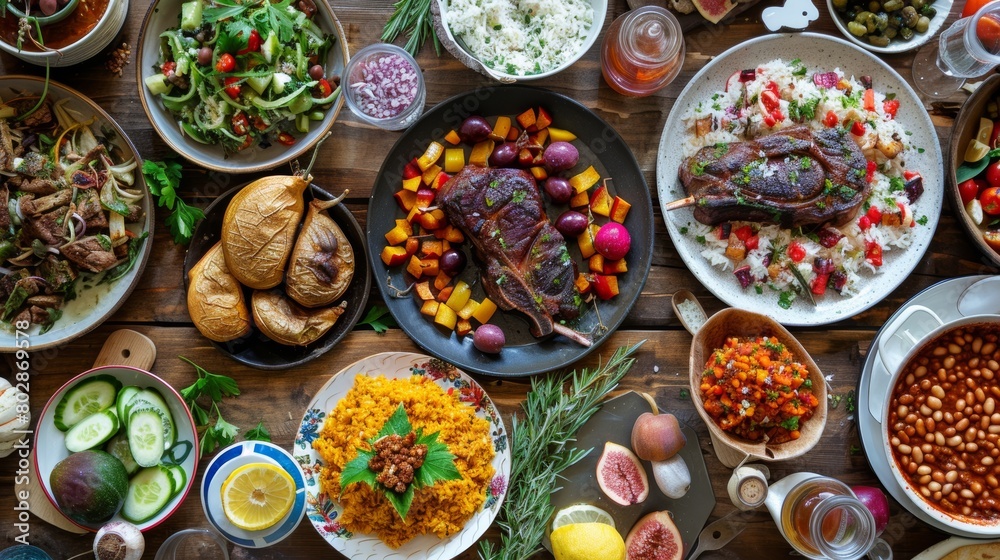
[[276, 131, 296, 146], [863, 89, 875, 112], [223, 77, 241, 99], [810, 273, 830, 295], [865, 241, 883, 266], [761, 90, 781, 113], [745, 234, 759, 251], [734, 225, 753, 242], [903, 170, 921, 181], [960, 178, 987, 205], [866, 160, 877, 183], [315, 78, 333, 98], [823, 110, 839, 127], [883, 99, 900, 118], [238, 29, 262, 55], [161, 61, 177, 75], [850, 120, 866, 136], [866, 205, 883, 224], [858, 214, 872, 230], [231, 113, 249, 136], [788, 241, 806, 263]]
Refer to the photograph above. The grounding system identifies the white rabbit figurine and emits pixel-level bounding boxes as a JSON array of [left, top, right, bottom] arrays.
[[762, 0, 819, 31]]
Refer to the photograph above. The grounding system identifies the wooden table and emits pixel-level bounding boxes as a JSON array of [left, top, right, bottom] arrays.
[[0, 0, 996, 558]]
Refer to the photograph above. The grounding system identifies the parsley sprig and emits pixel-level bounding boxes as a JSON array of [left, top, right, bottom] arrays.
[[141, 160, 206, 245], [354, 304, 396, 334], [340, 404, 460, 520], [179, 356, 268, 456]]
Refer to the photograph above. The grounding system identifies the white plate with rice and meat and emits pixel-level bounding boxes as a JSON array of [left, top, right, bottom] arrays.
[[656, 33, 942, 326]]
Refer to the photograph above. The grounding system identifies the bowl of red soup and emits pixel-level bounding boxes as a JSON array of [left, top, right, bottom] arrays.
[[879, 307, 1000, 535], [689, 307, 827, 468], [0, 0, 126, 67]]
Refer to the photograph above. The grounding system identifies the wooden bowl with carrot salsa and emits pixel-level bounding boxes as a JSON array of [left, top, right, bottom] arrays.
[[689, 308, 828, 468]]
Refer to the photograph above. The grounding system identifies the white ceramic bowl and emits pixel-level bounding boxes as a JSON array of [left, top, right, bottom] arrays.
[[827, 0, 954, 54], [0, 0, 128, 67], [876, 308, 1000, 536], [35, 366, 199, 532], [135, 0, 349, 173], [435, 0, 608, 81], [0, 76, 153, 352]]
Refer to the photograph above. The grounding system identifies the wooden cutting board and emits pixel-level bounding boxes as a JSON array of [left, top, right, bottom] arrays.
[[19, 329, 157, 534]]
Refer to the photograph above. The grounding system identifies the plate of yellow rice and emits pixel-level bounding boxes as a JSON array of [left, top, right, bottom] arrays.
[[293, 352, 510, 558]]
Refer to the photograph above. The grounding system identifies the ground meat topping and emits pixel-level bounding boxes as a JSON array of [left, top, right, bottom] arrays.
[[368, 432, 427, 493]]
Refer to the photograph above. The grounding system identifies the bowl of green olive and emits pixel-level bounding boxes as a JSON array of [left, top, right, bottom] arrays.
[[827, 0, 953, 53]]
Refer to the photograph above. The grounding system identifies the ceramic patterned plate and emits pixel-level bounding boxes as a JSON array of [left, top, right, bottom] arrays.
[[827, 0, 954, 55], [293, 352, 510, 560], [912, 537, 1000, 559], [201, 440, 306, 548], [656, 33, 942, 326]]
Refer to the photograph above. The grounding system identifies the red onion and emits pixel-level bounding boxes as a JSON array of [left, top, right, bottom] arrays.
[[851, 485, 890, 536], [351, 53, 419, 120], [72, 212, 87, 237]]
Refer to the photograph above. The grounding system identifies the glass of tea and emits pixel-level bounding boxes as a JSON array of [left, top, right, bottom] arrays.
[[912, 0, 1000, 98]]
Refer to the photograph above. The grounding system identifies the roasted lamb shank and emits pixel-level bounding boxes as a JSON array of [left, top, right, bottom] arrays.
[[672, 126, 870, 228], [436, 166, 590, 347]]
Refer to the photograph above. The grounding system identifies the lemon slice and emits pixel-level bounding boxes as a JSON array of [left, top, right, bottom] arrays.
[[966, 139, 990, 162], [220, 463, 296, 531], [978, 117, 995, 147], [551, 504, 616, 531], [550, 522, 625, 560]]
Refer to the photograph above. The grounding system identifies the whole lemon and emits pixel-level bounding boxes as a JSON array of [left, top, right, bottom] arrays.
[[550, 522, 626, 560]]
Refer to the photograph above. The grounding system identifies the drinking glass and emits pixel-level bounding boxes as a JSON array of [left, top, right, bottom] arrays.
[[154, 528, 230, 560], [912, 0, 1000, 98]]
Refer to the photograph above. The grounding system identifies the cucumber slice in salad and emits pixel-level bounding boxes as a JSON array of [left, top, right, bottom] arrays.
[[116, 386, 141, 421], [122, 466, 174, 523], [54, 375, 122, 431], [128, 408, 166, 467], [164, 464, 188, 496], [64, 409, 120, 452], [125, 389, 176, 449]]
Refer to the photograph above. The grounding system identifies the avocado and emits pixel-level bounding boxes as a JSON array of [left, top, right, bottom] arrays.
[[49, 450, 129, 524]]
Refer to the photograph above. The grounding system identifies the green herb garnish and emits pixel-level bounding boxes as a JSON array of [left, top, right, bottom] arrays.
[[178, 356, 248, 457], [141, 160, 205, 245]]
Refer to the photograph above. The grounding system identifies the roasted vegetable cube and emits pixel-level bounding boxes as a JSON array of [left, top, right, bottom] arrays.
[[490, 116, 511, 141], [417, 141, 444, 171], [590, 183, 613, 217], [570, 166, 600, 193], [610, 196, 631, 223], [472, 297, 497, 323], [380, 245, 408, 266]]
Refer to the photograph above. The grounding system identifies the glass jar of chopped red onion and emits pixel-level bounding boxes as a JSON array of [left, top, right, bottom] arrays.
[[343, 43, 426, 131]]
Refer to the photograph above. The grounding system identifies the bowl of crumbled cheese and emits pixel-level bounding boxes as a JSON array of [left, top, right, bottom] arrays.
[[432, 0, 608, 81]]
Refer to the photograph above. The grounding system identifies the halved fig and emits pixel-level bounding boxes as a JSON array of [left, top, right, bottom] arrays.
[[625, 511, 683, 560], [251, 289, 346, 346], [596, 441, 648, 506]]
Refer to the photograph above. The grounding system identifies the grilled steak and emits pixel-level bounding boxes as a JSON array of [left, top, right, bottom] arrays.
[[436, 166, 590, 346], [677, 126, 870, 228]]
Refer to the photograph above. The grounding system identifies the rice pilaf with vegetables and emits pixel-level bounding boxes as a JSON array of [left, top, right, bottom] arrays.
[[679, 58, 928, 308], [314, 374, 494, 549], [699, 336, 820, 443]]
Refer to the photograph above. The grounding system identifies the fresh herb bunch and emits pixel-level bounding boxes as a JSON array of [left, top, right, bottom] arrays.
[[382, 0, 441, 57], [478, 341, 644, 560], [141, 160, 206, 245], [178, 356, 269, 456], [340, 404, 461, 519]]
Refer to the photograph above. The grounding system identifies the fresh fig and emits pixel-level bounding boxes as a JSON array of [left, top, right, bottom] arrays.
[[625, 511, 683, 560], [596, 442, 649, 506], [631, 412, 687, 462]]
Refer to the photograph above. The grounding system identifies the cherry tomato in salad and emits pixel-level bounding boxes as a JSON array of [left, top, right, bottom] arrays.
[[223, 77, 241, 99], [850, 120, 866, 136], [980, 186, 1000, 215], [788, 241, 806, 263], [823, 110, 838, 127], [216, 53, 236, 73], [866, 160, 877, 183], [276, 132, 296, 146], [883, 99, 900, 119], [959, 178, 987, 205], [858, 214, 872, 230], [865, 241, 883, 266], [986, 160, 1000, 188], [810, 273, 830, 295], [238, 29, 262, 55], [760, 90, 781, 113], [161, 61, 177, 75], [236, 132, 254, 151], [315, 78, 333, 98], [866, 205, 883, 224], [231, 113, 250, 137]]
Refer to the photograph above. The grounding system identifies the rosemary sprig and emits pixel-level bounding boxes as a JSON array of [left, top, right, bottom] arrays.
[[479, 341, 645, 560], [381, 0, 441, 58]]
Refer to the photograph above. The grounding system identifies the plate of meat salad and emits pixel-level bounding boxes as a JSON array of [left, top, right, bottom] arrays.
[[366, 86, 654, 377], [656, 33, 942, 326], [0, 76, 152, 351]]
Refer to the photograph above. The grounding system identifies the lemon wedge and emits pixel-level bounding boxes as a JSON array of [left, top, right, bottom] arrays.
[[550, 522, 625, 560], [977, 117, 995, 147], [966, 139, 990, 163], [551, 504, 616, 531], [220, 463, 296, 531]]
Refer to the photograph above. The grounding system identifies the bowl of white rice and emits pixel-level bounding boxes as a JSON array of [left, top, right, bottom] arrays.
[[432, 0, 608, 81]]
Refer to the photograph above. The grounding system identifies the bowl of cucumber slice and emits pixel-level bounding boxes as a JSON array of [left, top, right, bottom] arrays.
[[34, 366, 198, 532]]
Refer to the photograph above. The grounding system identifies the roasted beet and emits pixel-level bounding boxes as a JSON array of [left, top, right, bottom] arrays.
[[817, 227, 845, 248], [905, 176, 924, 203], [830, 271, 849, 292], [739, 69, 756, 82], [812, 257, 835, 275]]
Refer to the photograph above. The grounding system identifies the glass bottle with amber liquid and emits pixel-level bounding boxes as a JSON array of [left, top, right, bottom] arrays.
[[764, 473, 892, 560], [600, 6, 684, 97]]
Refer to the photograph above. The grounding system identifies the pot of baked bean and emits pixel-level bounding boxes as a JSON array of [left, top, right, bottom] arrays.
[[878, 304, 1000, 535]]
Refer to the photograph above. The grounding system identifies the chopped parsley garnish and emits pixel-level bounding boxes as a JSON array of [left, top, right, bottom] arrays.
[[917, 215, 928, 225], [778, 291, 794, 309], [888, 176, 906, 193], [695, 235, 707, 244], [800, 157, 812, 170], [679, 226, 688, 234], [512, 190, 526, 203], [691, 160, 708, 176], [713, 143, 729, 158]]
